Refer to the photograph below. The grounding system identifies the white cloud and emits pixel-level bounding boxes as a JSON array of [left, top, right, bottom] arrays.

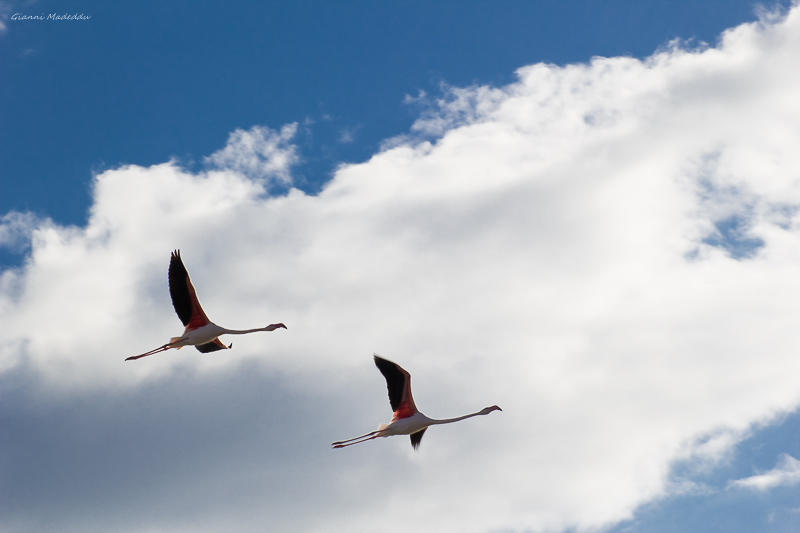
[[730, 454, 800, 491], [0, 211, 40, 251], [4, 5, 800, 533], [204, 123, 298, 185]]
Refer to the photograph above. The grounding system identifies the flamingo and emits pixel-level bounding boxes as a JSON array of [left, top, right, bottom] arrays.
[[126, 250, 286, 361], [332, 355, 501, 449]]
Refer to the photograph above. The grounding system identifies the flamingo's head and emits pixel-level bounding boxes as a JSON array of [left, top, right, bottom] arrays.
[[481, 405, 502, 415]]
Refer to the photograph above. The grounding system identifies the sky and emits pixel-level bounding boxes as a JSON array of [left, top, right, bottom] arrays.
[[2, 1, 800, 532]]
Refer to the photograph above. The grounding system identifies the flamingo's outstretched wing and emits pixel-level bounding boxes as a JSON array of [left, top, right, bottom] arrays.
[[196, 338, 231, 353], [169, 250, 211, 329], [374, 355, 418, 419]]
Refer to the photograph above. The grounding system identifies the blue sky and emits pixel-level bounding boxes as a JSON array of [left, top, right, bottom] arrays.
[[1, 0, 763, 228], [3, 1, 800, 532]]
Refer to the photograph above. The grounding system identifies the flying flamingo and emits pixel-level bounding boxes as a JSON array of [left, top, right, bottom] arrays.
[[126, 250, 286, 361], [332, 355, 501, 449]]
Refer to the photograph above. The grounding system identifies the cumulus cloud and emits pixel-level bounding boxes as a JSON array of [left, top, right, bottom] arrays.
[[730, 454, 800, 491], [204, 123, 299, 185], [4, 5, 800, 533]]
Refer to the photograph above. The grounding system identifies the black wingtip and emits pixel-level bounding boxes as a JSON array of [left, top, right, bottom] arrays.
[[373, 354, 398, 373], [410, 428, 426, 450]]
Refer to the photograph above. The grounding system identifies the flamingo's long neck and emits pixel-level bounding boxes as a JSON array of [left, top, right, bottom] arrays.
[[219, 323, 286, 335], [428, 410, 487, 425], [220, 327, 272, 335]]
